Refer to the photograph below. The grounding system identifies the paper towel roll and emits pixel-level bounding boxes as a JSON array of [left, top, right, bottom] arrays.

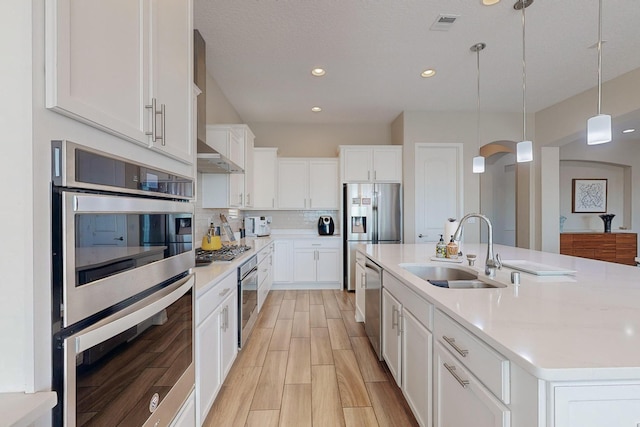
[[444, 220, 459, 242]]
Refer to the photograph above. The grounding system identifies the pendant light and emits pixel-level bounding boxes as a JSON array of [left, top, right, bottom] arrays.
[[587, 0, 612, 145], [471, 42, 486, 174], [515, 0, 533, 163]]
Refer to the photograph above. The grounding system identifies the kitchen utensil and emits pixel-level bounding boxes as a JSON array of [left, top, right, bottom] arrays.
[[219, 214, 236, 242]]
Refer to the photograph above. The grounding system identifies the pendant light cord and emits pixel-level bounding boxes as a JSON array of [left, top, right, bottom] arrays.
[[597, 0, 603, 115], [477, 47, 481, 153], [521, 0, 527, 141]]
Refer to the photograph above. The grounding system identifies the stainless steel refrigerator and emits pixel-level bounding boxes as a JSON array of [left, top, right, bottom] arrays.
[[343, 183, 402, 291]]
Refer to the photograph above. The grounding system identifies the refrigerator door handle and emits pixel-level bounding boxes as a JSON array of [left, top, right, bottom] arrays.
[[372, 190, 378, 243]]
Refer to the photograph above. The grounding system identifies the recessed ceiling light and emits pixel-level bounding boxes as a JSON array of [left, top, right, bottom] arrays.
[[482, 0, 501, 5], [311, 106, 322, 112], [622, 128, 636, 134], [421, 69, 436, 78], [311, 68, 326, 77]]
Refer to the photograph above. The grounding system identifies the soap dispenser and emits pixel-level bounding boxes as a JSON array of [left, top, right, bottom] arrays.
[[436, 235, 447, 258], [446, 235, 459, 259]]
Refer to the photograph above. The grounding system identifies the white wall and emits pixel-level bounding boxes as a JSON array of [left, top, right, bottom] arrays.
[[247, 122, 392, 157], [206, 72, 243, 124], [400, 111, 525, 244], [480, 153, 516, 246]]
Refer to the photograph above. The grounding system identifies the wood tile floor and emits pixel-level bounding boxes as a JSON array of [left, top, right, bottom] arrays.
[[203, 289, 419, 427]]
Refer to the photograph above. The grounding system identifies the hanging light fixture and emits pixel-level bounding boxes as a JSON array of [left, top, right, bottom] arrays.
[[515, 0, 533, 163], [471, 42, 486, 174], [587, 0, 612, 145]]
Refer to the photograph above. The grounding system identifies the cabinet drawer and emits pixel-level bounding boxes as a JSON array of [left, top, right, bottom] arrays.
[[258, 257, 270, 286], [435, 310, 510, 403], [196, 271, 237, 325], [293, 238, 341, 249], [257, 243, 273, 264], [383, 271, 433, 330]]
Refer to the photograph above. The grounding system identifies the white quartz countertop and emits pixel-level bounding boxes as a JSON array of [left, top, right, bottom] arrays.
[[0, 392, 57, 427], [194, 237, 273, 295], [361, 243, 640, 382]]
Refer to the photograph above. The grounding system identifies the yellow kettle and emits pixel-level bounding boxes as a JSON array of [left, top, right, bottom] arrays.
[[201, 228, 222, 251]]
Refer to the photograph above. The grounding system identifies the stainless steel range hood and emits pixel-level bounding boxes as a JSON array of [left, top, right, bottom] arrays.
[[194, 29, 243, 174], [196, 152, 243, 174]]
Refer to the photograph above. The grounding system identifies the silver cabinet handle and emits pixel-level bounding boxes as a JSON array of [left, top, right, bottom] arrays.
[[220, 306, 226, 331], [392, 305, 398, 331], [145, 98, 158, 142], [360, 272, 366, 288], [239, 193, 243, 205], [219, 288, 231, 297], [443, 335, 469, 357], [246, 194, 251, 206], [444, 363, 469, 388], [272, 198, 275, 208], [225, 306, 229, 331], [374, 170, 377, 180], [309, 198, 312, 208], [160, 103, 166, 145], [367, 170, 370, 181]]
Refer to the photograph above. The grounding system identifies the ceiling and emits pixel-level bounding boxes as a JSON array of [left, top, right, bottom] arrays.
[[194, 0, 640, 128]]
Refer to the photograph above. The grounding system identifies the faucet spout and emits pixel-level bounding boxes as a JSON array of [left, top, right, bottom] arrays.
[[452, 213, 501, 277]]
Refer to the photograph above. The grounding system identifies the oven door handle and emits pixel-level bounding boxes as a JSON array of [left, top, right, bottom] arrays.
[[73, 273, 194, 354]]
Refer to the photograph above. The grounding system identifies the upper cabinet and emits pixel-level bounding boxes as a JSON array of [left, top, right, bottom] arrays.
[[339, 145, 402, 183], [251, 148, 278, 209], [277, 158, 339, 210], [45, 0, 194, 165]]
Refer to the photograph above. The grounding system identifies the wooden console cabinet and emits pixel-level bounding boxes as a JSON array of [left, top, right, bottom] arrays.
[[560, 232, 637, 266]]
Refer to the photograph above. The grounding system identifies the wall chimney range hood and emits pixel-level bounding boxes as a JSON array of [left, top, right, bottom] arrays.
[[194, 30, 243, 174]]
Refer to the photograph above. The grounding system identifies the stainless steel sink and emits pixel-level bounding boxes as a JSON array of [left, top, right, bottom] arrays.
[[399, 264, 505, 289]]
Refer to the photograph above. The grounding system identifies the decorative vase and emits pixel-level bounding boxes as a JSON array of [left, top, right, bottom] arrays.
[[599, 214, 615, 233]]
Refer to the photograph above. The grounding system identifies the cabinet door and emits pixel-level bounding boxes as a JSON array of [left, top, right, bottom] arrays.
[[316, 248, 341, 282], [229, 173, 245, 208], [252, 149, 278, 209], [554, 384, 640, 427], [434, 343, 510, 427], [402, 309, 432, 427], [273, 240, 294, 283], [342, 148, 372, 182], [355, 260, 366, 322], [148, 0, 193, 164], [278, 160, 308, 209], [293, 248, 317, 282], [372, 147, 402, 182], [46, 0, 149, 145], [244, 135, 255, 208], [382, 289, 402, 387], [309, 160, 339, 209], [220, 291, 238, 379], [196, 305, 222, 423]]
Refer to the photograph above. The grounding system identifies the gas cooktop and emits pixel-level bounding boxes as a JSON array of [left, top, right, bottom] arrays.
[[195, 245, 252, 265]]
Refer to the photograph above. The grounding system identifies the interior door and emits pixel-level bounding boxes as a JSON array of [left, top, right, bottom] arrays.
[[77, 214, 127, 247], [415, 144, 463, 243]]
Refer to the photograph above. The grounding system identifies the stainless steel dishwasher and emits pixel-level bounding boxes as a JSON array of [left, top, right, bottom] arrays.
[[364, 258, 383, 361]]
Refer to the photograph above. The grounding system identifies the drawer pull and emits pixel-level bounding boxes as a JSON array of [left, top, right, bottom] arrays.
[[443, 335, 469, 357], [219, 288, 231, 297], [444, 363, 469, 388]]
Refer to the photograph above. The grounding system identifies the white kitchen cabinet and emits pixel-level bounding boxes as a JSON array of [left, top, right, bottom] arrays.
[[195, 271, 238, 426], [553, 384, 640, 427], [244, 133, 255, 208], [434, 342, 511, 427], [382, 271, 434, 426], [354, 251, 366, 322], [205, 125, 248, 169], [257, 243, 274, 311], [277, 158, 339, 209], [382, 288, 402, 386], [46, 0, 193, 165], [339, 146, 402, 183], [251, 148, 278, 209], [273, 240, 294, 283], [292, 239, 341, 284]]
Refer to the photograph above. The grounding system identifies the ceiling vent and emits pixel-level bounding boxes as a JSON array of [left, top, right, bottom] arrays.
[[430, 14, 460, 31]]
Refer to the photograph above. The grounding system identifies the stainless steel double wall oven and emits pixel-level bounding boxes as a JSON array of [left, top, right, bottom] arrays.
[[51, 141, 195, 427]]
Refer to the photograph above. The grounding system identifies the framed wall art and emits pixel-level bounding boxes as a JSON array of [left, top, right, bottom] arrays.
[[572, 178, 607, 213]]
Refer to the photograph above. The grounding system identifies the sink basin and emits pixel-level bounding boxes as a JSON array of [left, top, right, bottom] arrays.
[[399, 264, 505, 289]]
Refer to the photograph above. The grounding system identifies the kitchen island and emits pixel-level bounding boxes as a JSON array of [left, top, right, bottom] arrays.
[[360, 243, 640, 427]]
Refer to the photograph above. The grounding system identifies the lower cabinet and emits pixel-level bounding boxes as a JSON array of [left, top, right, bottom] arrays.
[[195, 271, 238, 425], [170, 391, 195, 427], [354, 251, 366, 322], [381, 272, 433, 427], [273, 238, 341, 288], [434, 342, 510, 427], [553, 383, 640, 427], [257, 243, 274, 311]]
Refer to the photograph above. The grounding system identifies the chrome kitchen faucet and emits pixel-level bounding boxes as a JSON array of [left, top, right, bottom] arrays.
[[453, 213, 502, 277]]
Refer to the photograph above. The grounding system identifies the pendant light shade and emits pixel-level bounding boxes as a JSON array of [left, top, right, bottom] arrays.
[[471, 42, 486, 174], [515, 0, 534, 163], [587, 0, 611, 145], [516, 140, 533, 162], [473, 156, 486, 173], [587, 114, 612, 145]]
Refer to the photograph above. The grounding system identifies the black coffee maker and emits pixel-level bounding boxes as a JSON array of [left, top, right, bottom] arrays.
[[318, 216, 335, 235]]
